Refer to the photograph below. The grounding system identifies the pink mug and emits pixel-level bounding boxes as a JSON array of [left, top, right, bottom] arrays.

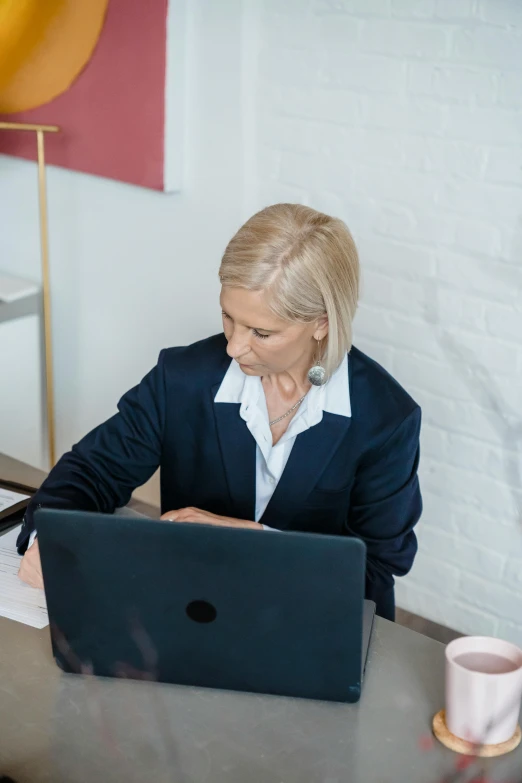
[[445, 636, 522, 746]]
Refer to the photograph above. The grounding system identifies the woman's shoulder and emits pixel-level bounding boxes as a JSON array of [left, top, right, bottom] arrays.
[[159, 333, 230, 385], [349, 345, 420, 423]]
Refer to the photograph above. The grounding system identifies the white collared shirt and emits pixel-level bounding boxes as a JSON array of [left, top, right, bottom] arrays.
[[214, 355, 351, 527]]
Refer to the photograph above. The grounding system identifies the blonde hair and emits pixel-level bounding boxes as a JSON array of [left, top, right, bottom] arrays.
[[219, 203, 360, 380]]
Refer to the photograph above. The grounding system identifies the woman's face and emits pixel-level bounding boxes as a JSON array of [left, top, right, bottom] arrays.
[[220, 286, 327, 377]]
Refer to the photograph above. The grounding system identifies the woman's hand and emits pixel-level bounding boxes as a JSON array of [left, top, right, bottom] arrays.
[[18, 538, 44, 590], [161, 507, 261, 530]]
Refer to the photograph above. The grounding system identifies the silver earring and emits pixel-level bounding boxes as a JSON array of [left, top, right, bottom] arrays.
[[307, 339, 327, 386]]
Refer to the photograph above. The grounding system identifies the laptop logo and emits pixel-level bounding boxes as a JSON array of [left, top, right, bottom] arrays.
[[186, 600, 217, 624]]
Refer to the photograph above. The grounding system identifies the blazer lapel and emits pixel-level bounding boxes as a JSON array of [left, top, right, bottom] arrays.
[[211, 387, 256, 522], [260, 413, 352, 529]]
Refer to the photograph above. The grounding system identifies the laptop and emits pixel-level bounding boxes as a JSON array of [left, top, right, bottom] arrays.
[[36, 508, 375, 703]]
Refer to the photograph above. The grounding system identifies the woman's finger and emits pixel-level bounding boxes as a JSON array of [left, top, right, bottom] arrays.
[[175, 508, 202, 520], [160, 511, 179, 521], [160, 508, 223, 525]]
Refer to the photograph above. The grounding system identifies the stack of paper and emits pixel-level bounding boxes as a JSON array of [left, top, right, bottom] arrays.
[[0, 524, 48, 628]]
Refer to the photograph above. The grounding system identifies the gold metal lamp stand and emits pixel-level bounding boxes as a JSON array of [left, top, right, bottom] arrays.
[[0, 121, 59, 467]]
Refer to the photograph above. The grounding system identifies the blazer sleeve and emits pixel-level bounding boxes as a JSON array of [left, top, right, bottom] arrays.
[[17, 351, 167, 554], [347, 406, 422, 619]]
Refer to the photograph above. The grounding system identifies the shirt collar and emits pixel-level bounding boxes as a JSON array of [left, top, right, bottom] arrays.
[[214, 354, 351, 419]]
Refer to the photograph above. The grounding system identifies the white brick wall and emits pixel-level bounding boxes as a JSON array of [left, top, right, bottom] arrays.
[[248, 0, 522, 643]]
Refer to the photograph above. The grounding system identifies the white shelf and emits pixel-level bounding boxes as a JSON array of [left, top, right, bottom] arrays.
[[0, 292, 41, 325]]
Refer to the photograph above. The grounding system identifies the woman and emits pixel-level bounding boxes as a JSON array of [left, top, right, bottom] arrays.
[[18, 203, 422, 620]]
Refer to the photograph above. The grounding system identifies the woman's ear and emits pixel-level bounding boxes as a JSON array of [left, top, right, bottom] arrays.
[[314, 315, 329, 342]]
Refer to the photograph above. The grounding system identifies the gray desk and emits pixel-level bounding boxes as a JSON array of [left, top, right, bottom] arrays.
[[1, 457, 521, 782], [0, 451, 47, 490]]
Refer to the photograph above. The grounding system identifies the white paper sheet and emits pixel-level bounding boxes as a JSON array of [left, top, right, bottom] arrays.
[[0, 524, 48, 628], [0, 487, 29, 513]]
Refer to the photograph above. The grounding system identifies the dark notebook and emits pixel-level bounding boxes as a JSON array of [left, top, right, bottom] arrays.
[[0, 478, 35, 533]]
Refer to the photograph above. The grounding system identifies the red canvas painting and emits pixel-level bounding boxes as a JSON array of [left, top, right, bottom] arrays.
[[0, 0, 169, 190]]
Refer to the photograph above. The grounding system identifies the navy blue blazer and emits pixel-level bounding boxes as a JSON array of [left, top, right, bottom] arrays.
[[18, 333, 422, 620]]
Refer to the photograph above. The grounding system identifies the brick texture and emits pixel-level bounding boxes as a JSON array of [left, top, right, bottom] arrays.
[[251, 0, 522, 642]]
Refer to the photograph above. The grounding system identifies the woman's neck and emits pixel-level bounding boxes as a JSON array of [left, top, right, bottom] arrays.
[[262, 366, 311, 401]]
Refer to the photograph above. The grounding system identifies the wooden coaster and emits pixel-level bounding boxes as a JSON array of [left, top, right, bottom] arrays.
[[433, 710, 522, 758]]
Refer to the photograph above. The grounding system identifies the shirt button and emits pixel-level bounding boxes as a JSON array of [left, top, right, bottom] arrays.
[[269, 477, 276, 485]]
